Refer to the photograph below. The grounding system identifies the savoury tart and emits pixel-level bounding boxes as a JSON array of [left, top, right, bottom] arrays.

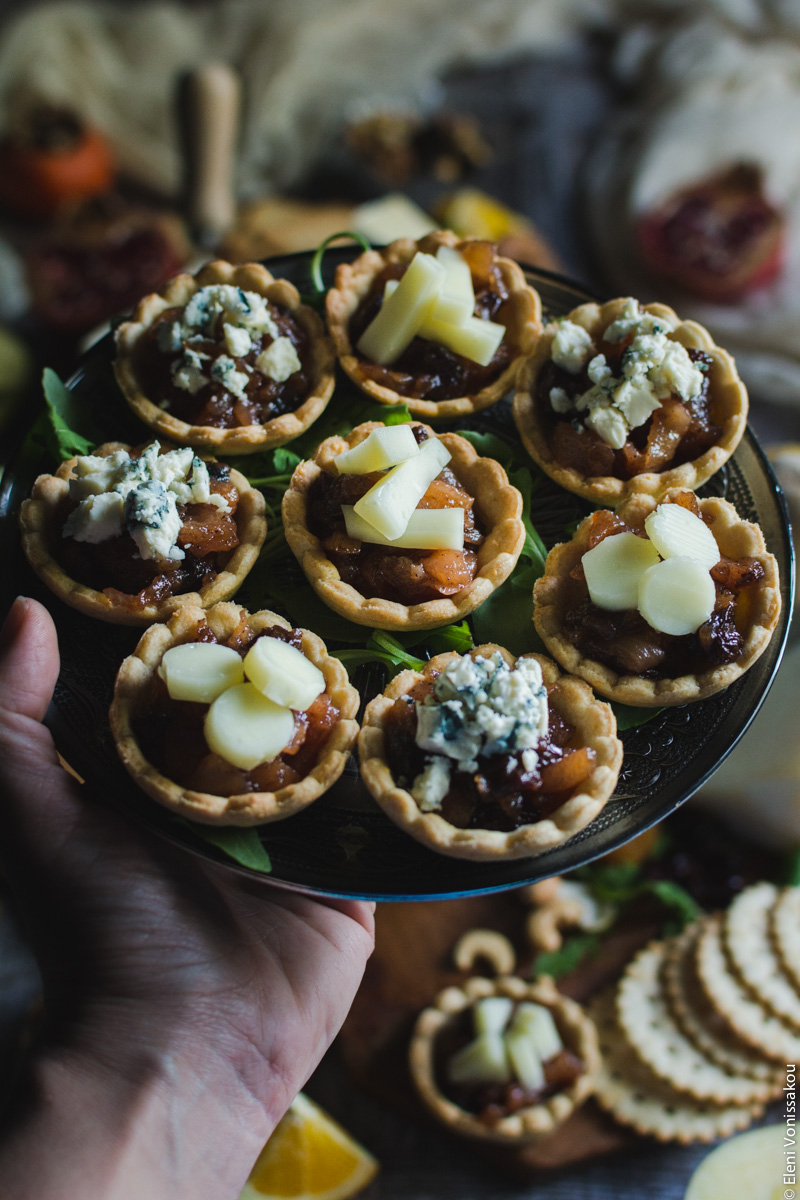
[[512, 296, 748, 504], [409, 974, 599, 1144], [358, 645, 623, 860], [325, 230, 541, 419], [19, 441, 266, 625], [533, 489, 781, 706], [281, 421, 525, 631], [114, 259, 336, 453], [109, 601, 360, 825]]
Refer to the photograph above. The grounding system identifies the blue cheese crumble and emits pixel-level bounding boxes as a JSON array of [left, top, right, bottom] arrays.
[[548, 299, 705, 451], [165, 284, 281, 396], [63, 442, 229, 560], [254, 336, 301, 383], [410, 652, 549, 812]]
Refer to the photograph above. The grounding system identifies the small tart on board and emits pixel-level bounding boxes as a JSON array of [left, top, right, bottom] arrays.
[[114, 259, 335, 453], [358, 645, 623, 860], [281, 422, 526, 631], [325, 230, 541, 419], [512, 297, 748, 504], [109, 601, 360, 825], [409, 974, 599, 1145], [533, 489, 781, 706], [19, 441, 267, 626]]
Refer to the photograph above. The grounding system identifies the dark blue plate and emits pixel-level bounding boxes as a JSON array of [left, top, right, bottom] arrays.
[[1, 250, 794, 900]]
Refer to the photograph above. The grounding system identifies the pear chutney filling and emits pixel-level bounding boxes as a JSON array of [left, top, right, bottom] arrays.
[[56, 442, 240, 612], [536, 299, 721, 479], [134, 283, 312, 428], [382, 651, 597, 831]]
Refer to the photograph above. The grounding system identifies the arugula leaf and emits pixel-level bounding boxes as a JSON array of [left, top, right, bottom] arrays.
[[185, 824, 272, 872], [576, 859, 701, 930], [335, 631, 425, 678], [611, 702, 664, 731], [532, 933, 602, 979], [41, 368, 97, 459]]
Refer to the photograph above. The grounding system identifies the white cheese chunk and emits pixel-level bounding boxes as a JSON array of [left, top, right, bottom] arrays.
[[582, 531, 661, 611], [68, 449, 132, 500], [508, 1003, 563, 1062], [473, 997, 513, 1038], [434, 243, 475, 322], [211, 355, 250, 399], [204, 682, 295, 771], [410, 756, 452, 812], [342, 504, 464, 550], [551, 320, 593, 373], [353, 435, 450, 541], [243, 637, 325, 712], [124, 481, 184, 561], [334, 424, 419, 475], [644, 504, 720, 570], [357, 251, 446, 365], [637, 556, 716, 636], [159, 643, 245, 703], [417, 310, 505, 367], [584, 401, 629, 450], [447, 1032, 511, 1085], [62, 491, 125, 543], [254, 336, 301, 382], [505, 1028, 546, 1091], [223, 322, 253, 358]]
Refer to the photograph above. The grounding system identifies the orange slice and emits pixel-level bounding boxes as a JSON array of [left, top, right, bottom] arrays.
[[240, 1093, 378, 1200]]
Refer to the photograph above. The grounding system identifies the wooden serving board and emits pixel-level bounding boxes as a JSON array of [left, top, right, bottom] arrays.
[[338, 892, 661, 1178]]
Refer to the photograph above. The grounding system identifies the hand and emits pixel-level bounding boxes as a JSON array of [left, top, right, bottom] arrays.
[[0, 596, 375, 1200]]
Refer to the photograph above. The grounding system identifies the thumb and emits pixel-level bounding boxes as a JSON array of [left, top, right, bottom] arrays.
[[0, 597, 79, 856]]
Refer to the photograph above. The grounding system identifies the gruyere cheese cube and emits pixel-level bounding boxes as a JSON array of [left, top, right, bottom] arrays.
[[353, 436, 450, 541], [582, 531, 661, 611], [418, 311, 505, 366], [637, 556, 716, 636], [356, 252, 446, 365], [334, 423, 419, 475], [644, 503, 720, 570], [244, 637, 325, 712], [204, 682, 295, 771], [435, 243, 475, 322], [159, 642, 244, 703], [342, 504, 464, 549]]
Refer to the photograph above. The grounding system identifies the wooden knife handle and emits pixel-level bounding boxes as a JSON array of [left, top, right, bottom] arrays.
[[179, 62, 241, 247]]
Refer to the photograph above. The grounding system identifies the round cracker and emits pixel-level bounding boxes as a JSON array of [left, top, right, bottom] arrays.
[[696, 917, 800, 1063], [724, 883, 800, 1031], [663, 923, 783, 1086], [771, 886, 800, 995], [589, 991, 764, 1144], [617, 941, 774, 1106]]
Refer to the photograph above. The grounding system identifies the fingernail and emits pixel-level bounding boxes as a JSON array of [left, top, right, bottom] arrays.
[[0, 597, 28, 654]]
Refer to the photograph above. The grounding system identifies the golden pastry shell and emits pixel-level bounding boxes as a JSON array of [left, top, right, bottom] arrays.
[[533, 489, 781, 706], [358, 644, 623, 860], [114, 259, 336, 453], [109, 600, 360, 825], [325, 230, 542, 419], [19, 441, 267, 626], [281, 422, 526, 631], [409, 973, 599, 1145], [512, 297, 748, 504]]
